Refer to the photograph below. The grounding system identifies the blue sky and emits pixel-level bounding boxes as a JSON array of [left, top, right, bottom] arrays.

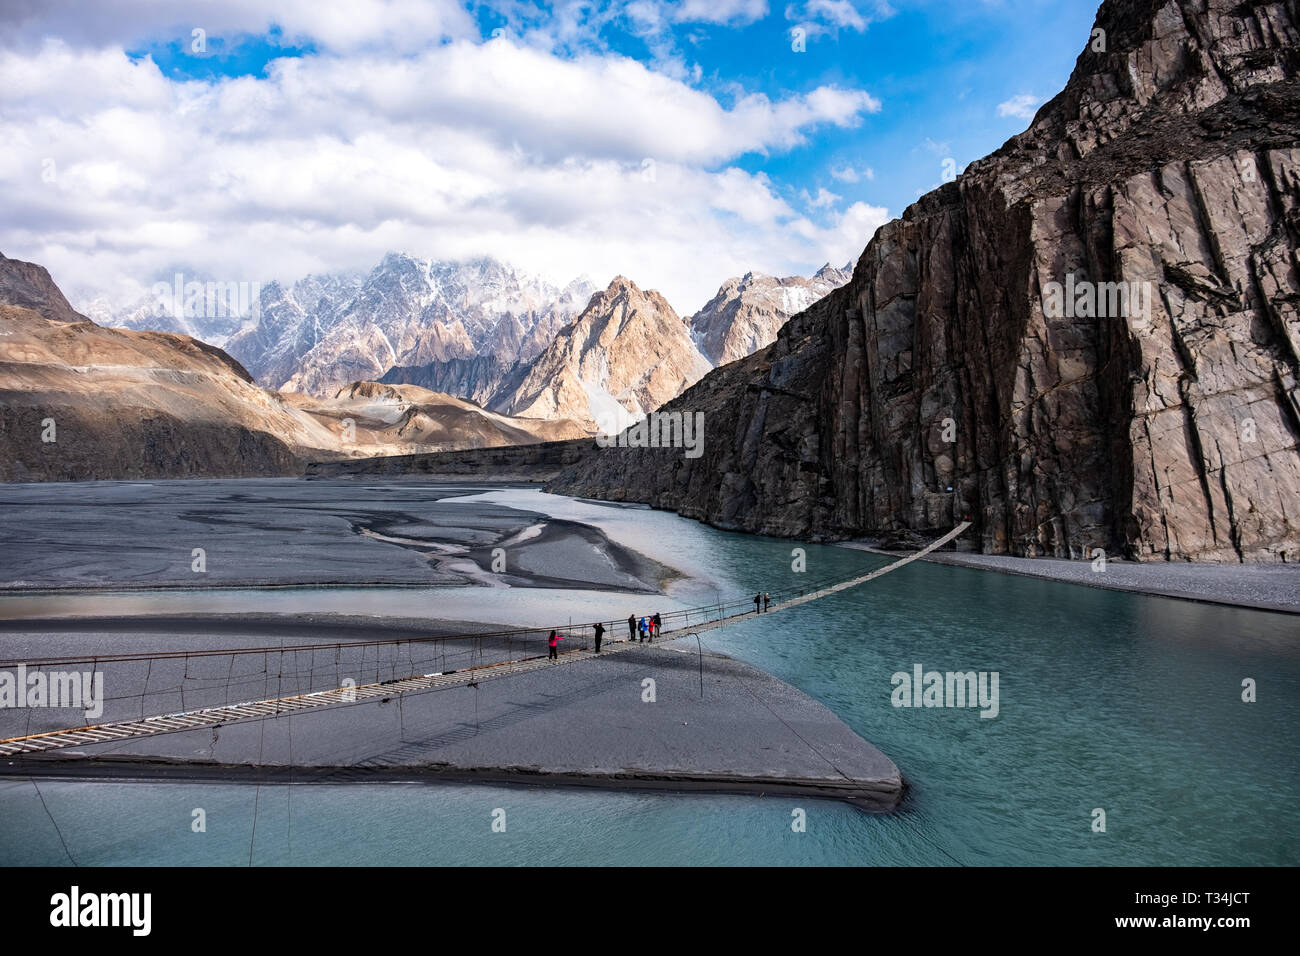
[[1, 0, 1102, 313]]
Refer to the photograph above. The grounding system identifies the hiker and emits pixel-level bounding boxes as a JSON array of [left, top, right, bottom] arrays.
[[754, 593, 762, 613], [763, 592, 770, 612], [651, 612, 662, 641], [628, 614, 636, 642], [593, 621, 604, 654], [548, 629, 562, 660], [639, 616, 649, 642]]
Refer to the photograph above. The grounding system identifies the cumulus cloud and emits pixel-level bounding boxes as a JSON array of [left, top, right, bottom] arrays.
[[920, 136, 950, 156], [0, 34, 888, 314], [830, 164, 873, 182], [0, 0, 478, 53], [789, 200, 889, 268], [784, 0, 892, 38], [996, 93, 1040, 121], [802, 186, 842, 209], [665, 0, 770, 26]]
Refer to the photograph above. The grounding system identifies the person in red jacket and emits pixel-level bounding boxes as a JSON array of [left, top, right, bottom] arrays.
[[548, 629, 562, 660]]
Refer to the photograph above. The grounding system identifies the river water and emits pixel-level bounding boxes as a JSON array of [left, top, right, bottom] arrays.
[[1, 486, 1296, 865]]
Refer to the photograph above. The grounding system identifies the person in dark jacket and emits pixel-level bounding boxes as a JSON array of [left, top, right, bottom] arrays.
[[754, 593, 762, 613], [651, 612, 662, 641], [593, 621, 604, 653], [628, 615, 636, 642]]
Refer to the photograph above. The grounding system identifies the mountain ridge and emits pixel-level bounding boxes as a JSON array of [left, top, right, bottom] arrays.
[[0, 255, 593, 480]]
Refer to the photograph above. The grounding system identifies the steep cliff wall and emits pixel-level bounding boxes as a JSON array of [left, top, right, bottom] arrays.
[[551, 0, 1300, 561], [305, 438, 587, 480]]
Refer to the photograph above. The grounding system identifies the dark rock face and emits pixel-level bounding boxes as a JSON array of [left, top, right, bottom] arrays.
[[305, 438, 587, 480], [551, 0, 1300, 562], [0, 252, 85, 325], [0, 404, 301, 482], [379, 354, 513, 408]]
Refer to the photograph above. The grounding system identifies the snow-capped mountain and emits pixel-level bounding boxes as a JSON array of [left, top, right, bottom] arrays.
[[224, 272, 366, 389], [77, 272, 263, 348], [75, 256, 846, 426], [273, 255, 596, 396], [491, 276, 711, 429], [80, 254, 597, 397], [688, 263, 852, 366]]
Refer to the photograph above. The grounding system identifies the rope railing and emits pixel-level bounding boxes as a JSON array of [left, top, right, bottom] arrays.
[[0, 559, 880, 742], [0, 563, 865, 669], [0, 524, 969, 753]]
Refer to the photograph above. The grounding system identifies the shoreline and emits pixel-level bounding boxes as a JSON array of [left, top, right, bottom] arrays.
[[838, 542, 1300, 616], [0, 479, 670, 595], [1, 754, 902, 812]]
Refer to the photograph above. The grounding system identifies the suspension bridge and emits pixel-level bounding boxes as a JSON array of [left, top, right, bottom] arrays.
[[0, 522, 969, 759]]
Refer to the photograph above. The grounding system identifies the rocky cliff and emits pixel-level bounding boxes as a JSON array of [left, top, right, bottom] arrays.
[[550, 0, 1300, 562], [378, 353, 513, 407], [0, 253, 87, 325], [222, 272, 364, 386]]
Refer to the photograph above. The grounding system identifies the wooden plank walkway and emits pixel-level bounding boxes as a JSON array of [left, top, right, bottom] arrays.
[[0, 523, 969, 757]]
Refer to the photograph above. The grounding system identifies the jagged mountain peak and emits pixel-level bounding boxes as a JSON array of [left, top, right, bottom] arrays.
[[813, 261, 852, 281], [218, 255, 596, 396], [601, 275, 642, 295], [688, 263, 853, 366], [491, 270, 708, 427], [582, 275, 680, 322]]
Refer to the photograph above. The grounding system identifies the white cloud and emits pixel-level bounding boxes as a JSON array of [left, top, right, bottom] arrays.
[[671, 0, 770, 25], [996, 93, 1040, 121], [622, 0, 770, 32], [784, 0, 891, 37], [833, 201, 889, 256], [806, 0, 866, 30], [830, 164, 873, 182], [920, 136, 950, 156], [801, 186, 841, 208], [0, 0, 478, 53], [0, 37, 887, 315], [506, 2, 768, 81], [789, 200, 889, 268]]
